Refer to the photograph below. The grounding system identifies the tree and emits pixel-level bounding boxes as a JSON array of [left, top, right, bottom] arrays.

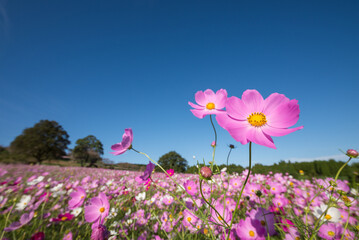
[[10, 120, 70, 164], [72, 135, 104, 167], [158, 151, 188, 173]]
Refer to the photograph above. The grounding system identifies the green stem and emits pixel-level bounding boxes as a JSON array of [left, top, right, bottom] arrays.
[[199, 180, 230, 229], [209, 115, 219, 173], [335, 157, 352, 181], [227, 142, 252, 240], [340, 207, 351, 240]]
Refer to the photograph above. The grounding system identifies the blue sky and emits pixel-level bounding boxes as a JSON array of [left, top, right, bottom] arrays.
[[0, 1, 358, 167]]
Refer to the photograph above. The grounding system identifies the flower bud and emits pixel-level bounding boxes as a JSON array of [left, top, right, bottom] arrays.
[[211, 141, 216, 147], [255, 190, 262, 197], [346, 149, 358, 158], [200, 166, 213, 179]]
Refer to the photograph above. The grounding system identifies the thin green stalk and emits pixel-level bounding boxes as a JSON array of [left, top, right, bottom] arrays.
[[209, 115, 219, 173], [227, 142, 252, 240], [340, 207, 350, 240], [0, 199, 17, 240], [199, 180, 230, 229], [335, 157, 352, 181]]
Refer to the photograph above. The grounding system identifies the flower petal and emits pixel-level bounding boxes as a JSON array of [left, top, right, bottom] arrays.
[[247, 127, 276, 149], [85, 205, 100, 223], [188, 101, 203, 110], [216, 114, 250, 145], [262, 93, 290, 115], [194, 90, 207, 106], [204, 89, 216, 103], [266, 100, 300, 128], [226, 96, 252, 120], [262, 125, 304, 137], [241, 89, 265, 113], [214, 89, 228, 109]]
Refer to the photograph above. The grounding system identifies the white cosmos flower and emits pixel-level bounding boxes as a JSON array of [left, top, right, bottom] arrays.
[[313, 204, 341, 223], [71, 207, 82, 217], [15, 195, 31, 211], [135, 192, 146, 201], [27, 176, 44, 186], [50, 183, 63, 192]]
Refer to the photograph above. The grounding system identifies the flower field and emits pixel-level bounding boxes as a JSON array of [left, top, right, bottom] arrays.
[[0, 163, 358, 240]]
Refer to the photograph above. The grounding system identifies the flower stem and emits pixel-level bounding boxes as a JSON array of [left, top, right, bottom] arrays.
[[227, 142, 252, 240], [334, 157, 352, 182]]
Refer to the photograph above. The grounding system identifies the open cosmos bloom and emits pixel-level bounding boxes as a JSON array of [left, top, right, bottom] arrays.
[[188, 89, 227, 119], [68, 187, 86, 209], [4, 211, 34, 231], [85, 193, 110, 224], [216, 89, 303, 149], [111, 128, 133, 155]]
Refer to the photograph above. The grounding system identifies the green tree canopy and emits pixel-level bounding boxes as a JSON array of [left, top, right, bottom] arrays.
[[10, 120, 70, 164], [72, 135, 104, 167], [158, 151, 188, 173]]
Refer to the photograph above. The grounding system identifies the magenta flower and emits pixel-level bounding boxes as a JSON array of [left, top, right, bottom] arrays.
[[110, 128, 133, 155], [188, 89, 227, 119], [139, 161, 155, 181], [216, 89, 303, 149], [85, 193, 110, 224], [68, 187, 86, 210], [166, 169, 174, 177], [91, 223, 110, 240], [51, 213, 74, 222]]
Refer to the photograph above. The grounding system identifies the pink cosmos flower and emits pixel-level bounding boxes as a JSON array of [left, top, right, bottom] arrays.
[[235, 217, 266, 240], [183, 180, 198, 196], [85, 193, 110, 224], [318, 223, 342, 240], [63, 232, 72, 240], [110, 128, 133, 155], [4, 211, 34, 231], [68, 187, 86, 210], [188, 89, 228, 119], [216, 89, 303, 149]]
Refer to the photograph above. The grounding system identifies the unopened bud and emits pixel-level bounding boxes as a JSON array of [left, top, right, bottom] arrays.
[[211, 141, 216, 147], [200, 166, 213, 179], [255, 190, 262, 197], [346, 149, 358, 158]]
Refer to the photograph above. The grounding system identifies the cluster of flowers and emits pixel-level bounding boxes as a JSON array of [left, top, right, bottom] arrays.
[[0, 88, 358, 239]]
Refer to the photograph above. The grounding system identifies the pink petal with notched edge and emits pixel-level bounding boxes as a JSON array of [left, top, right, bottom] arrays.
[[266, 100, 300, 128], [84, 205, 101, 223], [216, 114, 250, 144], [203, 89, 216, 103], [194, 90, 208, 106], [226, 96, 252, 120], [262, 92, 290, 115], [188, 101, 203, 110], [262, 125, 304, 137], [214, 89, 228, 109], [246, 127, 276, 149], [241, 89, 265, 113]]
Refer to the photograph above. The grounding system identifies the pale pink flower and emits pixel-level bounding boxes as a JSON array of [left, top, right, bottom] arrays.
[[188, 89, 227, 119]]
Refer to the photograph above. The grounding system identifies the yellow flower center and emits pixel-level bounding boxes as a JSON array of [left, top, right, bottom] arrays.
[[81, 196, 84, 199], [325, 214, 332, 220], [187, 186, 192, 190], [272, 187, 276, 191], [187, 217, 192, 222], [249, 230, 255, 237], [328, 231, 335, 237], [260, 220, 265, 226], [61, 216, 68, 221], [204, 228, 208, 234], [206, 102, 215, 110], [247, 112, 267, 127], [99, 207, 105, 213]]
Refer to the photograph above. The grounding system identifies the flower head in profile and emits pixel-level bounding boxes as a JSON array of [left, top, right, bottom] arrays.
[[216, 89, 303, 149], [111, 128, 133, 155], [85, 193, 110, 224], [140, 162, 155, 181], [189, 89, 227, 119]]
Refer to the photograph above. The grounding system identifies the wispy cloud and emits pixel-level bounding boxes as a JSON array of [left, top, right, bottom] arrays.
[[286, 154, 347, 163]]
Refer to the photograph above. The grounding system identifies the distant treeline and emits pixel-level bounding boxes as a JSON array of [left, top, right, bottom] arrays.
[[187, 159, 359, 185]]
